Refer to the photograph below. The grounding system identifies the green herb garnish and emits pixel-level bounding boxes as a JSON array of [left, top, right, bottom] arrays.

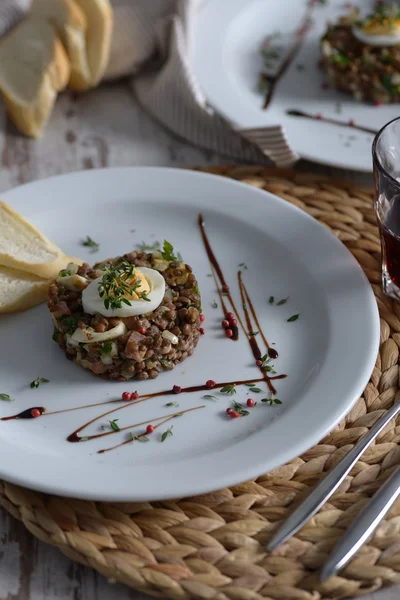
[[109, 419, 120, 432], [220, 384, 236, 395], [232, 401, 249, 417], [166, 401, 179, 407], [203, 394, 218, 401], [212, 300, 218, 308], [276, 297, 289, 306], [98, 260, 149, 310], [160, 359, 170, 369], [261, 398, 282, 405], [287, 314, 300, 322], [0, 393, 14, 402], [99, 341, 113, 355], [161, 240, 177, 262], [52, 329, 61, 342], [249, 387, 262, 393], [161, 425, 174, 442], [82, 236, 99, 252], [238, 262, 248, 270], [269, 296, 274, 304], [130, 433, 149, 442], [249, 331, 259, 336], [30, 377, 49, 389], [59, 269, 72, 277], [60, 315, 84, 335]]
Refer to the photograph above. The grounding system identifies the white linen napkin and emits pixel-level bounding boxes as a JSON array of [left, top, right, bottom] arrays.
[[0, 0, 298, 167]]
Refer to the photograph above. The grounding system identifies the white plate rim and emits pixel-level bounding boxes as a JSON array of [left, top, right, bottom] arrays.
[[0, 167, 380, 501]]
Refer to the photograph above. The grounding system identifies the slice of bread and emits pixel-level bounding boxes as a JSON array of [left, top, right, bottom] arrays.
[[0, 266, 53, 314], [74, 0, 113, 87], [0, 201, 77, 279], [0, 17, 70, 138], [31, 0, 93, 91]]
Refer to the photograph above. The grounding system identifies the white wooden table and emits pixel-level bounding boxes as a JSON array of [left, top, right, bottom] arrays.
[[0, 82, 396, 600]]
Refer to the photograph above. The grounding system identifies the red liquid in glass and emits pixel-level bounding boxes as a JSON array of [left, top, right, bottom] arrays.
[[380, 202, 400, 284]]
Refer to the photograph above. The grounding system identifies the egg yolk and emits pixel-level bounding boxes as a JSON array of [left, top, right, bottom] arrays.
[[123, 269, 151, 300], [362, 17, 400, 36]]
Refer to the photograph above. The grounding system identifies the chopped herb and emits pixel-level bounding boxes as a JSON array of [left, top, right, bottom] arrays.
[[99, 341, 113, 355], [261, 398, 282, 405], [59, 269, 72, 277], [166, 401, 179, 407], [82, 236, 99, 252], [238, 262, 248, 270], [130, 433, 150, 442], [211, 300, 218, 309], [331, 52, 351, 67], [60, 315, 83, 335], [80, 436, 90, 442], [287, 314, 300, 322], [276, 297, 289, 306], [0, 393, 14, 402], [221, 292, 229, 297], [203, 394, 218, 401], [52, 329, 61, 342], [232, 400, 250, 417], [269, 296, 274, 304], [109, 419, 120, 432], [249, 331, 259, 336], [174, 413, 183, 418], [220, 384, 236, 395], [137, 241, 161, 251], [161, 240, 177, 262], [249, 387, 262, 393], [161, 425, 174, 442], [207, 273, 212, 277], [98, 260, 146, 311], [30, 377, 49, 389], [160, 359, 170, 369]]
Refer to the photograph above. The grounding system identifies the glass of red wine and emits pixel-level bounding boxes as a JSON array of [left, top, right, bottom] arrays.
[[373, 117, 400, 301]]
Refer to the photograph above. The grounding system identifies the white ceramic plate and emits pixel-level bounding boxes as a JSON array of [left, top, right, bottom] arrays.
[[193, 0, 400, 172], [0, 168, 379, 501]]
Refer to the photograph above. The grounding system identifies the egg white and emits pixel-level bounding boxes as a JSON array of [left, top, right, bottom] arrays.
[[352, 24, 400, 46], [82, 266, 166, 317]]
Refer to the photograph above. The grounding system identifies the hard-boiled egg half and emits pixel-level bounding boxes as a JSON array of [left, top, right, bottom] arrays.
[[82, 266, 166, 318], [352, 9, 400, 47]]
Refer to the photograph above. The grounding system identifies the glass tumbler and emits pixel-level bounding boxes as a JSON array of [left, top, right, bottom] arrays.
[[373, 117, 400, 301]]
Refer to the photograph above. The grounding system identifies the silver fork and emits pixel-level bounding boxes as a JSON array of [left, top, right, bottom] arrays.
[[267, 402, 400, 553]]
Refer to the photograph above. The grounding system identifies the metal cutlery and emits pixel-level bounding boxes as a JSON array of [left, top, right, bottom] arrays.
[[267, 402, 400, 552], [321, 465, 400, 581]]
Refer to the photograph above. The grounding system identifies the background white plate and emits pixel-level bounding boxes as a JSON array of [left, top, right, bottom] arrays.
[[193, 0, 399, 172], [0, 168, 379, 500]]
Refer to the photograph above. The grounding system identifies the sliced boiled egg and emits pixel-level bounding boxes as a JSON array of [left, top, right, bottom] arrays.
[[71, 321, 127, 344], [82, 266, 166, 318], [353, 16, 400, 47]]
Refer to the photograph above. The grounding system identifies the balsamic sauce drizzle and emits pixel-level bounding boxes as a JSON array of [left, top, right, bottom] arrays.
[[286, 109, 378, 135], [262, 3, 313, 109], [198, 213, 244, 340]]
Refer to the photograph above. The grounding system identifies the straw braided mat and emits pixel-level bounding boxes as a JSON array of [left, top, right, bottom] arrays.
[[1, 166, 400, 600]]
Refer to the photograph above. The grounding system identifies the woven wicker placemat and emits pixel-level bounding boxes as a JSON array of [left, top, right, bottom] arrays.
[[1, 166, 399, 600]]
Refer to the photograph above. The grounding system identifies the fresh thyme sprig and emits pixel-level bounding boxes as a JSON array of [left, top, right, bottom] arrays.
[[97, 260, 150, 310]]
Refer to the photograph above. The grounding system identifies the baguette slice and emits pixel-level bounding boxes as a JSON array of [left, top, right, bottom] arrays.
[[0, 201, 77, 280], [74, 0, 113, 87], [0, 17, 70, 138], [0, 266, 53, 314], [31, 0, 93, 91]]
